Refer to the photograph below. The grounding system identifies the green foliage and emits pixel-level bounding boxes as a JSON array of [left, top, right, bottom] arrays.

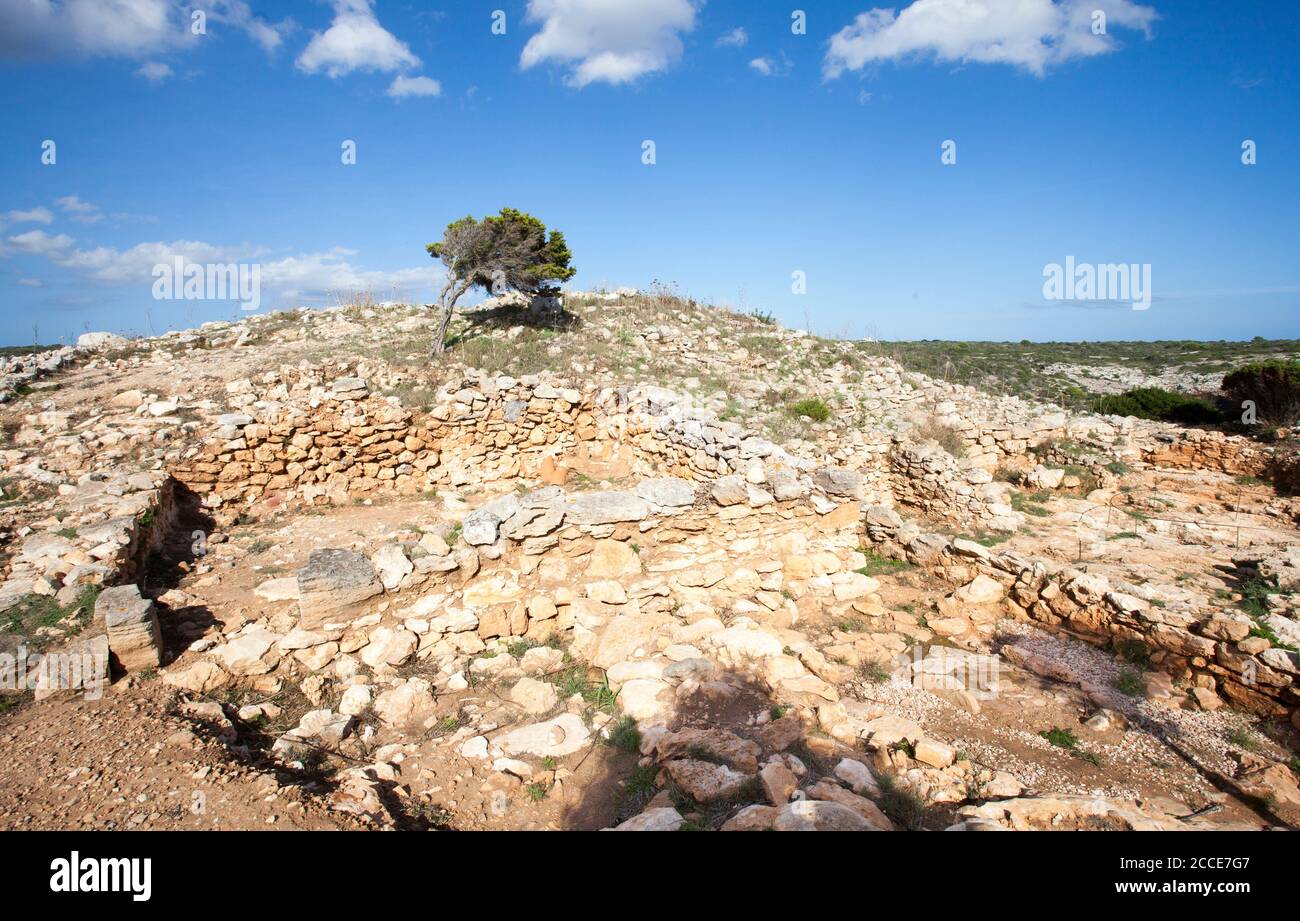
[[855, 550, 912, 576], [1092, 387, 1226, 425], [876, 772, 928, 830], [605, 716, 642, 753], [0, 586, 100, 650], [789, 397, 832, 423], [546, 663, 618, 714], [427, 207, 576, 297], [1011, 491, 1052, 517], [1114, 640, 1149, 667], [1040, 727, 1080, 749], [955, 531, 1010, 547], [862, 338, 1300, 411], [506, 638, 540, 658], [857, 660, 892, 684], [1222, 359, 1300, 426], [1225, 727, 1260, 752], [1112, 668, 1144, 696], [1235, 576, 1297, 649]]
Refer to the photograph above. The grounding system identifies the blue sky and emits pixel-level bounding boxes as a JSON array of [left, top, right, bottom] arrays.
[[1, 0, 1297, 346]]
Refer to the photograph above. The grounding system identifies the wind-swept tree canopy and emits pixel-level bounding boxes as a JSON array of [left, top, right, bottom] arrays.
[[426, 208, 576, 354]]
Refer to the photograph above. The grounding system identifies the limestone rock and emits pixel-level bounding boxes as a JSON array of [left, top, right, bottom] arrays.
[[297, 549, 382, 629], [509, 676, 559, 714], [663, 759, 751, 802], [586, 539, 642, 578], [635, 477, 695, 509], [373, 678, 438, 731], [496, 713, 591, 757], [773, 800, 878, 831], [371, 544, 413, 591], [98, 584, 161, 673], [561, 491, 650, 526], [611, 807, 684, 831]]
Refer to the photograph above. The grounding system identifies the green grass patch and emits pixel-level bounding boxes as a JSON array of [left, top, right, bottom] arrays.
[[1112, 668, 1144, 696], [1226, 727, 1260, 753], [855, 550, 913, 576], [1011, 491, 1052, 517], [604, 715, 642, 753], [0, 586, 100, 650]]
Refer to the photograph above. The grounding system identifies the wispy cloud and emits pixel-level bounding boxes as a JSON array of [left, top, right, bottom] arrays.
[[56, 195, 103, 224], [136, 60, 172, 82], [387, 74, 442, 98], [749, 52, 792, 77], [716, 27, 748, 48], [1, 227, 440, 307], [3, 206, 54, 225]]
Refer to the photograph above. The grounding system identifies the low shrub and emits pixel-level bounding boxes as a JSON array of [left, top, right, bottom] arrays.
[[1092, 387, 1225, 425], [789, 397, 832, 423], [1222, 359, 1300, 427]]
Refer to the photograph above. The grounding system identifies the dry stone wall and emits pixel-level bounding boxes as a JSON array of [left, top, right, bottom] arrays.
[[167, 370, 845, 517], [1140, 429, 1272, 477], [887, 440, 1021, 530], [862, 508, 1299, 719]]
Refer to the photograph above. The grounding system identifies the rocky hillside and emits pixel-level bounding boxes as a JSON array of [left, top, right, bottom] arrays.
[[1, 290, 1297, 832]]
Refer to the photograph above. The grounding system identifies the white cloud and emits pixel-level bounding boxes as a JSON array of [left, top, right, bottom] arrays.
[[4, 207, 54, 225], [716, 26, 747, 48], [56, 194, 103, 223], [748, 53, 791, 77], [53, 239, 241, 283], [2, 228, 439, 307], [3, 230, 76, 257], [214, 0, 289, 53], [824, 0, 1157, 79], [520, 0, 698, 88], [254, 250, 439, 304], [387, 74, 441, 98], [297, 0, 419, 77], [0, 0, 289, 61], [18, 277, 43, 287], [136, 60, 171, 81]]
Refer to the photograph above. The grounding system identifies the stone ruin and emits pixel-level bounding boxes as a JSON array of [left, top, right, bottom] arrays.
[[3, 312, 1298, 831]]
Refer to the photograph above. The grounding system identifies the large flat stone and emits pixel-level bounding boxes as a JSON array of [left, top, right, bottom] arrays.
[[495, 713, 591, 757], [297, 549, 383, 629], [560, 491, 650, 526]]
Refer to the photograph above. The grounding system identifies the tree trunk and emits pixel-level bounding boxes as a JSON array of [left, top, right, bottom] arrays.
[[430, 278, 469, 356], [432, 298, 454, 355]]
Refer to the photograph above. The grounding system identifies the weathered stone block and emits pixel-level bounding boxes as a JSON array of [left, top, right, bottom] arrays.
[[98, 584, 161, 672]]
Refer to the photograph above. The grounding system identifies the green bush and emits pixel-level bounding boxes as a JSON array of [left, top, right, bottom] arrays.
[[1092, 387, 1225, 425], [1222, 360, 1300, 426], [789, 397, 832, 423]]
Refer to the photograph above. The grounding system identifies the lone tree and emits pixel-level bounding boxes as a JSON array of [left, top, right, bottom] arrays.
[[426, 208, 575, 354]]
